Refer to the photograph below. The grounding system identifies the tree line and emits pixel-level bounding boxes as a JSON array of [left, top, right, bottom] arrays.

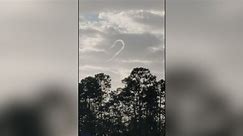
[[79, 67, 165, 136]]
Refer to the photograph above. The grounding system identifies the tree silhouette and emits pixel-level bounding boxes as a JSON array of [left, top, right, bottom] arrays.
[[79, 76, 100, 135], [119, 67, 161, 135], [79, 67, 165, 136]]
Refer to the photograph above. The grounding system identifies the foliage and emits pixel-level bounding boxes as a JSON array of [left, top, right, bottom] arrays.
[[79, 67, 165, 136]]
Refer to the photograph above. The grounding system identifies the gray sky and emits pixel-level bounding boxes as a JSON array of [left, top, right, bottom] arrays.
[[79, 0, 165, 89]]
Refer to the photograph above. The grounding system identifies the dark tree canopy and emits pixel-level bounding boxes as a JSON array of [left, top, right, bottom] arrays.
[[79, 67, 165, 136]]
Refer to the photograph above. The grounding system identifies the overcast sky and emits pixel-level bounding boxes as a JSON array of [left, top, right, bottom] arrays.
[[79, 0, 165, 89]]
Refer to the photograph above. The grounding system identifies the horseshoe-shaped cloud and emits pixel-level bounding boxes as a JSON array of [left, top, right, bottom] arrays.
[[107, 39, 125, 62]]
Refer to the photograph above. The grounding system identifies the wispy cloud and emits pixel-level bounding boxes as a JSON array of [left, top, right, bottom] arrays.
[[148, 45, 164, 52], [120, 59, 152, 64], [79, 48, 105, 53], [79, 65, 109, 71]]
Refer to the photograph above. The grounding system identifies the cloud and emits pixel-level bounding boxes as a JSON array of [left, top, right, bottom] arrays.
[[132, 10, 164, 31], [98, 11, 147, 34], [79, 10, 164, 62], [79, 48, 105, 53], [79, 3, 165, 89], [79, 34, 105, 53], [79, 10, 164, 34], [119, 59, 152, 64], [149, 45, 164, 52], [79, 65, 108, 71], [79, 0, 164, 13]]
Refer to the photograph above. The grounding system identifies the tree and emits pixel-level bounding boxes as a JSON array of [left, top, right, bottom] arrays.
[[79, 76, 101, 135], [119, 67, 161, 136], [79, 73, 112, 136], [79, 68, 165, 136], [157, 79, 166, 135]]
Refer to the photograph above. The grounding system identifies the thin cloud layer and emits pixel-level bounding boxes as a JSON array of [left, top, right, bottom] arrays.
[[79, 0, 164, 13]]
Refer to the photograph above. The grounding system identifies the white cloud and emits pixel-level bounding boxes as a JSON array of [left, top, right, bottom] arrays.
[[79, 65, 109, 71], [120, 59, 152, 64], [98, 11, 146, 34], [149, 45, 164, 52], [79, 34, 105, 53], [79, 10, 164, 34], [149, 10, 165, 17], [79, 47, 105, 53]]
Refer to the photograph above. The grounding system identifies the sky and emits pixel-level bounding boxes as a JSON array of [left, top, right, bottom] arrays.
[[79, 0, 165, 89]]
